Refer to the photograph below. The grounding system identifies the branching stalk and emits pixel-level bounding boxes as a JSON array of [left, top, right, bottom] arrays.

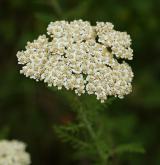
[[78, 100, 108, 165]]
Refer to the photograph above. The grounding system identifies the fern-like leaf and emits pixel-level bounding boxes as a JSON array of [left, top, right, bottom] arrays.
[[113, 143, 145, 155]]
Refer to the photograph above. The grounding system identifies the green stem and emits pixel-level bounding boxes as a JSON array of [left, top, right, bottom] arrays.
[[52, 0, 62, 16], [79, 102, 108, 165]]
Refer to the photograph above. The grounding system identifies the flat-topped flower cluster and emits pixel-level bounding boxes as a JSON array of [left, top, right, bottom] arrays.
[[0, 140, 31, 165], [17, 20, 134, 102]]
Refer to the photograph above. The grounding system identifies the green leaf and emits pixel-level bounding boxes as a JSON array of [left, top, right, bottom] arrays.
[[113, 143, 145, 155]]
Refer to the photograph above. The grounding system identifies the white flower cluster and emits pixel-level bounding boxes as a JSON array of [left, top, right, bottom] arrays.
[[0, 140, 31, 165], [17, 20, 134, 102]]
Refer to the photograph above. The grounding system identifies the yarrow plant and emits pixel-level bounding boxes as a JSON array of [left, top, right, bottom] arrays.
[[0, 140, 31, 165], [16, 20, 140, 165], [17, 20, 133, 103]]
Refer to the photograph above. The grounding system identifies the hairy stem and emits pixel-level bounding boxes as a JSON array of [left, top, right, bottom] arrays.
[[78, 101, 108, 165]]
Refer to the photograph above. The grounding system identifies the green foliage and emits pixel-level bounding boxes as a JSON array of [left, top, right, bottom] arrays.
[[53, 88, 145, 164], [113, 143, 145, 155]]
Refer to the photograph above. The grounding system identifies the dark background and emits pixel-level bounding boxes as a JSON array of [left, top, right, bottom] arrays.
[[0, 0, 160, 164]]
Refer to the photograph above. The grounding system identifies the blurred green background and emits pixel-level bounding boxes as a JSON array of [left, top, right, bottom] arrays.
[[0, 0, 160, 164]]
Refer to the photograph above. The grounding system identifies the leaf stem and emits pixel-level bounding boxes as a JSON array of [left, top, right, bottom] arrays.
[[79, 103, 108, 165]]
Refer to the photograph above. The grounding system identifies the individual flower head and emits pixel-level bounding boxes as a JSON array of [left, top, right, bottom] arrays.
[[0, 140, 31, 165], [17, 20, 134, 103]]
